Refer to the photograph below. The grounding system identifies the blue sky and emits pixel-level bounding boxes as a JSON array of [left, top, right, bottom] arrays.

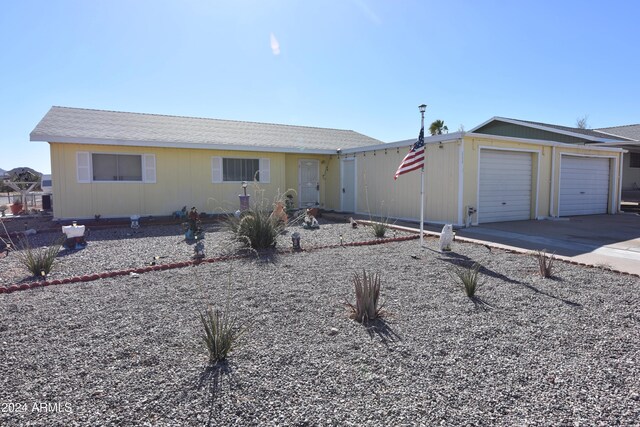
[[1, 0, 638, 174]]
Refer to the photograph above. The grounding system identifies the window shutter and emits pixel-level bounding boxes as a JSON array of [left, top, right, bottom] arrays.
[[77, 152, 91, 183], [259, 158, 270, 183], [143, 154, 156, 183], [211, 157, 223, 183]]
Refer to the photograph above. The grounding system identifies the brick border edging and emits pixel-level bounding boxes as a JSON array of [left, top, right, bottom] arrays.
[[0, 235, 419, 294]]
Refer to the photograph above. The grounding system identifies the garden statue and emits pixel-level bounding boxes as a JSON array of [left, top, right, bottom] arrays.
[[303, 209, 320, 229], [439, 224, 454, 252], [270, 201, 288, 225], [184, 207, 204, 240], [193, 239, 205, 259]]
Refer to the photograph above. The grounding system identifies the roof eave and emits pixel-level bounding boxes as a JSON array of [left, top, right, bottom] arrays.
[[30, 134, 339, 155], [470, 117, 621, 143], [341, 132, 465, 154], [465, 132, 626, 152]]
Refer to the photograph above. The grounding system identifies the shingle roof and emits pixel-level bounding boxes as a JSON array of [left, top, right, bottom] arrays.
[[30, 106, 382, 152], [595, 124, 640, 142], [500, 117, 632, 141]]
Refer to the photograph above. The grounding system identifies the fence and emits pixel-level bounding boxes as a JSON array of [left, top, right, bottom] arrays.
[[0, 193, 44, 210]]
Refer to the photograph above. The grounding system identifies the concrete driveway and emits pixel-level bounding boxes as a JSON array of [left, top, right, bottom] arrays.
[[455, 214, 640, 275]]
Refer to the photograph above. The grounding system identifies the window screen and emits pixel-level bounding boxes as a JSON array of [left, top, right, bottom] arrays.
[[630, 152, 640, 168], [92, 154, 142, 181], [222, 158, 260, 181]]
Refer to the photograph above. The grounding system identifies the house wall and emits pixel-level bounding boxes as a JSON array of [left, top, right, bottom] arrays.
[[622, 150, 640, 190], [49, 143, 334, 219], [351, 140, 461, 224]]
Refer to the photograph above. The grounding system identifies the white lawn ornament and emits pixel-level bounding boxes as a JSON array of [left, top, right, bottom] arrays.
[[439, 224, 454, 252]]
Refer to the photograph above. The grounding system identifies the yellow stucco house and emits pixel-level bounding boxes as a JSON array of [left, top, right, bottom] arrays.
[[31, 106, 626, 227]]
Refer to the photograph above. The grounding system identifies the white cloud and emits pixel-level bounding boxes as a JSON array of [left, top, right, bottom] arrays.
[[270, 33, 281, 55]]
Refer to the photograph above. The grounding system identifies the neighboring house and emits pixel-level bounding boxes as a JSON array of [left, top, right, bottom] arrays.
[[29, 106, 382, 219], [594, 124, 640, 191], [30, 107, 626, 226]]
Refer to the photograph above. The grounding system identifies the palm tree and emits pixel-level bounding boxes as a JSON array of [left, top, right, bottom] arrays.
[[429, 119, 448, 135]]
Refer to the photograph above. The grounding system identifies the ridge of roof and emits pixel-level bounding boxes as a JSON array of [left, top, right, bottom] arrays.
[[48, 106, 365, 135]]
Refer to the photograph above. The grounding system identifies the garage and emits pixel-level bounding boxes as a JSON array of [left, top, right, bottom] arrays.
[[559, 156, 610, 216], [478, 149, 533, 223]]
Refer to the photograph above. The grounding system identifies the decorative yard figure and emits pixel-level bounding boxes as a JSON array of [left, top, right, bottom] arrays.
[[62, 222, 87, 250], [303, 209, 320, 229], [173, 206, 187, 219], [270, 201, 288, 226], [439, 224, 454, 252], [184, 207, 204, 241], [193, 239, 205, 259]]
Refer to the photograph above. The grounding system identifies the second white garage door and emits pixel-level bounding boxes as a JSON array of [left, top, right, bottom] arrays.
[[559, 156, 610, 216], [479, 149, 533, 223]]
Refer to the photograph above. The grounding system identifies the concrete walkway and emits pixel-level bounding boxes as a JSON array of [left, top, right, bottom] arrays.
[[454, 214, 640, 276], [330, 212, 640, 276]]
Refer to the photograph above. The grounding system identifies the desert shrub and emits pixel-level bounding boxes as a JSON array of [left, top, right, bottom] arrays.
[[199, 305, 245, 364], [225, 209, 283, 249], [346, 270, 384, 323], [16, 236, 63, 277], [452, 262, 481, 297], [371, 221, 388, 238], [535, 249, 555, 278]]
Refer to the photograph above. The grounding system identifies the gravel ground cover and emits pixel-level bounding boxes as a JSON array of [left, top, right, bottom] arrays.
[[1, 221, 639, 426]]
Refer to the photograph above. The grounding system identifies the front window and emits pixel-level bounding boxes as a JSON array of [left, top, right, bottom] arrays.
[[630, 152, 640, 168], [223, 158, 260, 182], [92, 154, 142, 181]]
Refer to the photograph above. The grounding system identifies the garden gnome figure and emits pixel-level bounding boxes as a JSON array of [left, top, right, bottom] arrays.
[[439, 224, 454, 252]]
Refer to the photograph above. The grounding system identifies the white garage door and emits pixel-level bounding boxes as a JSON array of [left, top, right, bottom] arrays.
[[559, 156, 610, 216], [479, 150, 532, 223]]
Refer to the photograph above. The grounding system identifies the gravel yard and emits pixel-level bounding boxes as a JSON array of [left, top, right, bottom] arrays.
[[1, 220, 639, 426]]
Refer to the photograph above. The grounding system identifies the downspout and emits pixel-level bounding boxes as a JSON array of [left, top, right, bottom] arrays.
[[549, 146, 556, 217], [618, 152, 624, 213], [457, 137, 465, 227]]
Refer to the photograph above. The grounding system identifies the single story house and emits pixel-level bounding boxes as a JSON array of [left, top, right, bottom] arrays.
[[29, 106, 382, 219], [30, 107, 626, 227], [594, 124, 640, 191]]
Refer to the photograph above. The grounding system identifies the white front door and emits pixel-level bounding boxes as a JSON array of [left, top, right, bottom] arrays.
[[299, 159, 320, 207], [559, 156, 610, 216], [341, 158, 356, 212]]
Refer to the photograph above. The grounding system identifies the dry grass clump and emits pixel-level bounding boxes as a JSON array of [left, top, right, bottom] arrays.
[[346, 270, 384, 323], [452, 262, 482, 297], [225, 208, 283, 250], [199, 305, 245, 364], [535, 249, 555, 278], [16, 236, 63, 277]]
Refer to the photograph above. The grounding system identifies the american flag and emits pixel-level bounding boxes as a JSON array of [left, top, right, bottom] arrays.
[[394, 126, 425, 179]]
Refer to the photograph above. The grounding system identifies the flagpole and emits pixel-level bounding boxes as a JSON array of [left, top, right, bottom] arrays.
[[419, 104, 426, 247]]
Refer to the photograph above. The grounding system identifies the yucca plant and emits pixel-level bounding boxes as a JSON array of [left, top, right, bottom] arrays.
[[199, 305, 245, 364], [452, 262, 482, 297], [225, 208, 283, 250], [346, 270, 384, 323], [16, 236, 63, 277], [535, 249, 555, 278]]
